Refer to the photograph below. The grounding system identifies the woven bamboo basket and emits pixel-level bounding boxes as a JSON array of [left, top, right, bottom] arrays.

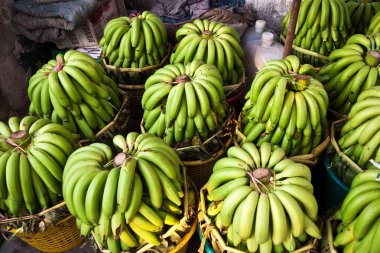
[[236, 114, 330, 166], [94, 165, 198, 253], [319, 207, 343, 253], [0, 202, 83, 253], [280, 35, 329, 67], [326, 118, 364, 186], [198, 186, 320, 253], [78, 91, 131, 146]]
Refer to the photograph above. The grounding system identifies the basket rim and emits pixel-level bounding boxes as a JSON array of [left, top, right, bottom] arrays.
[[0, 201, 67, 225], [330, 118, 364, 174], [102, 44, 172, 73]]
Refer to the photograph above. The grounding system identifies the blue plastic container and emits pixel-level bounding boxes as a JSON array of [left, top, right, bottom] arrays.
[[197, 224, 215, 253], [323, 155, 350, 211]]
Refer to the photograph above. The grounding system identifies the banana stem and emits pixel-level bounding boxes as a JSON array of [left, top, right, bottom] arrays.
[[202, 30, 213, 39], [0, 134, 28, 157], [365, 50, 380, 67], [113, 152, 127, 167], [245, 168, 262, 194]]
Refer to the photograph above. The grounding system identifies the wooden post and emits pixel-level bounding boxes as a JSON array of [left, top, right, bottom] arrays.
[[283, 0, 301, 57]]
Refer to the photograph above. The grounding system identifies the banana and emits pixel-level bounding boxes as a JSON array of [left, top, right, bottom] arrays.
[[303, 213, 321, 239], [4, 151, 22, 206], [358, 130, 380, 165], [353, 197, 380, 240], [120, 225, 139, 248], [301, 91, 321, 130], [277, 184, 318, 221], [341, 189, 380, 225], [260, 142, 272, 168], [137, 149, 178, 180], [115, 156, 136, 213], [29, 146, 62, 182], [28, 150, 61, 194], [85, 170, 108, 226], [136, 158, 162, 209], [0, 151, 11, 198], [144, 83, 173, 111], [274, 189, 305, 237], [357, 115, 380, 146], [129, 221, 160, 246], [253, 76, 279, 121], [62, 65, 97, 96], [102, 168, 120, 218], [209, 177, 250, 201], [239, 190, 259, 240], [269, 77, 287, 127], [213, 157, 247, 172], [216, 38, 234, 72], [352, 218, 377, 253], [138, 201, 164, 228], [154, 167, 182, 206], [341, 106, 380, 135], [213, 39, 226, 76], [39, 81, 51, 117], [220, 185, 252, 226], [131, 213, 161, 232], [31, 168, 49, 209], [267, 148, 286, 168], [276, 176, 314, 193], [124, 173, 143, 223], [231, 200, 244, 246], [227, 145, 255, 169], [294, 91, 308, 132], [72, 169, 98, 225], [275, 163, 312, 181], [253, 193, 270, 244]]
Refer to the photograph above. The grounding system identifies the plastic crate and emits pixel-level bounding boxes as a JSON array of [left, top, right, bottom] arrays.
[[55, 0, 127, 49]]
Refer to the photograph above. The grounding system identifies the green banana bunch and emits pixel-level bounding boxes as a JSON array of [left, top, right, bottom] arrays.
[[28, 50, 122, 140], [345, 0, 380, 34], [205, 142, 321, 252], [63, 132, 184, 252], [317, 33, 380, 114], [367, 12, 380, 35], [100, 11, 168, 68], [170, 19, 243, 84], [332, 169, 380, 253], [141, 61, 227, 146], [241, 55, 328, 156], [0, 116, 78, 216], [282, 0, 352, 66], [333, 86, 380, 185]]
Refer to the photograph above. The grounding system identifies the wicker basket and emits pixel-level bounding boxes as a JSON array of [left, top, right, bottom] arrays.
[[326, 118, 364, 186], [280, 35, 329, 67], [141, 106, 236, 189], [198, 186, 320, 253], [319, 207, 343, 253], [103, 44, 172, 85], [78, 91, 131, 146], [1, 202, 83, 253], [94, 166, 199, 253]]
